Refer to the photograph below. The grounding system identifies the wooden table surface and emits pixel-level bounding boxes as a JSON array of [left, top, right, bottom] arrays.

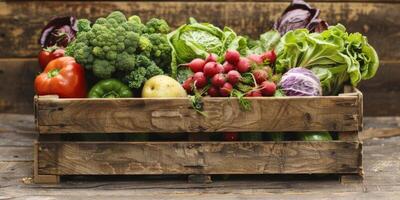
[[0, 114, 399, 199]]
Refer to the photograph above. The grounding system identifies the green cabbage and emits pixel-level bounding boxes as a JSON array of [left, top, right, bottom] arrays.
[[168, 19, 247, 81], [275, 24, 379, 95]]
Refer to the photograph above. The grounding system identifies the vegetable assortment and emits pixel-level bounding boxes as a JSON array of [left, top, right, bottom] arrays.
[[34, 0, 379, 142]]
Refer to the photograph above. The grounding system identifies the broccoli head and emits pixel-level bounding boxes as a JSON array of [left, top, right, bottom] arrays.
[[65, 11, 172, 89]]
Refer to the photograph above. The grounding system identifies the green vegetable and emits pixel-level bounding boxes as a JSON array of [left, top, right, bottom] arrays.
[[88, 79, 133, 98], [298, 132, 332, 141], [168, 18, 248, 80], [275, 24, 379, 95], [124, 55, 164, 89], [248, 30, 281, 55], [66, 11, 171, 89]]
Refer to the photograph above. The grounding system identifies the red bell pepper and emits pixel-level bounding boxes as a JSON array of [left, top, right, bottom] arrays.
[[35, 56, 87, 98]]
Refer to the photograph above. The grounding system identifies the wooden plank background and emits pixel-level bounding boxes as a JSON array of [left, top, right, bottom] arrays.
[[0, 1, 399, 116]]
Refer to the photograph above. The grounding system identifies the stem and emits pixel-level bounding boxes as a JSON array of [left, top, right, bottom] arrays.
[[47, 68, 60, 78]]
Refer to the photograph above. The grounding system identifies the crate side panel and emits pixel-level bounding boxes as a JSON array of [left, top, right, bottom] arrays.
[[37, 141, 362, 175], [36, 97, 360, 133]]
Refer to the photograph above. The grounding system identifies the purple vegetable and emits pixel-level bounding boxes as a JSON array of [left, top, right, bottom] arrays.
[[274, 0, 328, 35], [39, 16, 78, 48], [278, 67, 322, 96]]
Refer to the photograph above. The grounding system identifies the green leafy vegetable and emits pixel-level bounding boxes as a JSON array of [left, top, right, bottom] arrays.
[[248, 30, 281, 55], [275, 24, 379, 95]]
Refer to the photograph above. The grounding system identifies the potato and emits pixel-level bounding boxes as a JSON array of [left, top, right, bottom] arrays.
[[142, 75, 187, 98]]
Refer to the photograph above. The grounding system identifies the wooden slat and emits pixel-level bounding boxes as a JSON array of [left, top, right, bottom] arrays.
[[0, 1, 398, 60], [35, 95, 360, 133], [37, 141, 362, 175]]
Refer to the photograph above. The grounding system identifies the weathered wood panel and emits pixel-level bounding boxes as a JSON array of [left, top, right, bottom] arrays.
[[37, 141, 362, 175], [35, 95, 360, 133], [0, 1, 398, 60]]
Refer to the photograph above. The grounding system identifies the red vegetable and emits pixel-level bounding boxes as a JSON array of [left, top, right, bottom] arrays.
[[260, 81, 276, 96], [236, 58, 251, 73], [261, 50, 277, 64], [247, 54, 263, 65], [205, 53, 218, 63], [211, 73, 226, 87], [182, 76, 194, 93], [207, 86, 220, 97], [226, 70, 241, 85], [223, 61, 234, 73], [35, 57, 86, 98], [193, 72, 207, 88], [224, 50, 240, 65], [203, 62, 223, 78], [219, 82, 233, 97], [38, 47, 65, 70], [246, 90, 263, 97], [183, 58, 206, 73], [252, 69, 268, 84]]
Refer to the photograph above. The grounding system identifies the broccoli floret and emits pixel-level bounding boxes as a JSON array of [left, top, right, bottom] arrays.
[[146, 33, 172, 72], [125, 67, 147, 89], [116, 52, 135, 71], [145, 18, 170, 34], [128, 15, 141, 24], [106, 11, 127, 24], [93, 59, 115, 78], [77, 19, 91, 32], [138, 35, 152, 56], [145, 63, 164, 78]]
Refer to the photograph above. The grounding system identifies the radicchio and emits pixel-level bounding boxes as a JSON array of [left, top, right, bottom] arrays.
[[39, 16, 78, 48], [274, 0, 328, 35]]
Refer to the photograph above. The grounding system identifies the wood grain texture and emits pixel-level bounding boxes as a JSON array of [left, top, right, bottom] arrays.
[[37, 141, 362, 175], [0, 1, 398, 61], [35, 95, 361, 133]]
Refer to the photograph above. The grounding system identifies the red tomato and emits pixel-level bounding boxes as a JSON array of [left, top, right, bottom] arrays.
[[35, 57, 87, 98], [38, 47, 65, 70]]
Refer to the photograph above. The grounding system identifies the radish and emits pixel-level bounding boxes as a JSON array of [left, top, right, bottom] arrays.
[[207, 86, 219, 97], [211, 73, 226, 87], [236, 58, 251, 73], [226, 70, 241, 85], [260, 81, 276, 96], [263, 66, 273, 76], [261, 50, 277, 64], [246, 90, 262, 97], [182, 76, 193, 93], [216, 63, 224, 73], [247, 54, 263, 65], [224, 50, 240, 65], [192, 72, 207, 88], [252, 69, 268, 84], [219, 82, 233, 97], [203, 62, 218, 77], [182, 58, 206, 73], [223, 132, 238, 141], [205, 53, 218, 63], [223, 61, 234, 73]]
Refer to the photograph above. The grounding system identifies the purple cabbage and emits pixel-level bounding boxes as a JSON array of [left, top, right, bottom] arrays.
[[278, 67, 322, 96], [39, 16, 78, 48], [274, 0, 328, 36]]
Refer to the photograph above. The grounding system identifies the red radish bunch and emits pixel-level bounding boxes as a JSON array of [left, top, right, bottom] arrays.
[[181, 50, 277, 97]]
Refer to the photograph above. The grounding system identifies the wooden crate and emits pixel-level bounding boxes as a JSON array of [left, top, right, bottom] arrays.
[[33, 88, 363, 184]]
